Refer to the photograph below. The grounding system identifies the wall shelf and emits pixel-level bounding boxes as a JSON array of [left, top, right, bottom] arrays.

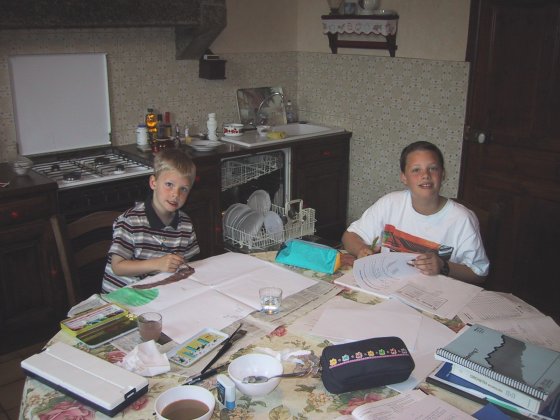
[[321, 14, 399, 57]]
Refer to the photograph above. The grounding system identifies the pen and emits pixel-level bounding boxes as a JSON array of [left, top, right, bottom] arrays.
[[200, 323, 244, 375], [370, 236, 379, 252], [184, 362, 230, 385]]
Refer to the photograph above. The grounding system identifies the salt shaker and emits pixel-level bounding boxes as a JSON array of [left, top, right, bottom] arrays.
[[207, 113, 218, 141]]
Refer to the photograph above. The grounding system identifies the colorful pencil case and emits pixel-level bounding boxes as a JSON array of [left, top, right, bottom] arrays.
[[320, 336, 415, 394], [275, 239, 341, 274]]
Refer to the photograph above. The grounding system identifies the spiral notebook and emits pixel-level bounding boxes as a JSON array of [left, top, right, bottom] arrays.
[[435, 324, 560, 403]]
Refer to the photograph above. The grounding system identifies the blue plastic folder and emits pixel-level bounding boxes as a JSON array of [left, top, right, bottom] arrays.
[[275, 239, 341, 274]]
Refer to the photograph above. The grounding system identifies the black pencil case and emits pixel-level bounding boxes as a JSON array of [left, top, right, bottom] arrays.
[[320, 336, 415, 394]]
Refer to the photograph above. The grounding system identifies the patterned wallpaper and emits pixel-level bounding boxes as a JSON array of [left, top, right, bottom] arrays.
[[0, 27, 468, 226]]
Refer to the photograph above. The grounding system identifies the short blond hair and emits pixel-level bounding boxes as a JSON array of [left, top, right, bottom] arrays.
[[153, 149, 196, 186]]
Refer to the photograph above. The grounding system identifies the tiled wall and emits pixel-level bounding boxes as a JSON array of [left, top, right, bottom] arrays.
[[296, 52, 469, 222], [0, 28, 468, 225]]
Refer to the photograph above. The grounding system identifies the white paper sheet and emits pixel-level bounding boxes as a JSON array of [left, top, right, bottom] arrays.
[[388, 313, 457, 392], [352, 253, 418, 298], [108, 252, 318, 343], [189, 252, 281, 286], [156, 288, 254, 343], [211, 264, 317, 310], [337, 389, 473, 419], [392, 275, 482, 319], [310, 298, 422, 351], [457, 290, 544, 324]]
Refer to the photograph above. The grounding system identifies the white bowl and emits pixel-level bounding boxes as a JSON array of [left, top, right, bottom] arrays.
[[228, 353, 283, 397], [223, 123, 244, 137], [155, 385, 215, 420]]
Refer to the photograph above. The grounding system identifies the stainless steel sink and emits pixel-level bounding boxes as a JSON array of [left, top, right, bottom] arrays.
[[220, 123, 346, 148]]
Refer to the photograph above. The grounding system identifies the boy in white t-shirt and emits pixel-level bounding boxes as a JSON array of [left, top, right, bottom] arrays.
[[342, 141, 488, 284]]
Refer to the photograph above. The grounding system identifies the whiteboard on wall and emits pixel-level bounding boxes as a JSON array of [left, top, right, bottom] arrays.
[[9, 53, 111, 156]]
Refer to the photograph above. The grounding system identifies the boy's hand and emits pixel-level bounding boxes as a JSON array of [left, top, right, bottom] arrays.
[[158, 253, 185, 272], [411, 253, 442, 276]]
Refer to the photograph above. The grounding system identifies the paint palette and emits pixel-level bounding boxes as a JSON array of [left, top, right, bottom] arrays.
[[167, 328, 229, 367]]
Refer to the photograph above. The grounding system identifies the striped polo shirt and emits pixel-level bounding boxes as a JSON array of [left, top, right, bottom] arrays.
[[102, 197, 200, 293]]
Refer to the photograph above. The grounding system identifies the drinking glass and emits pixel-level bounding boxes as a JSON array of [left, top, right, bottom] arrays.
[[259, 287, 283, 314], [138, 312, 162, 341]]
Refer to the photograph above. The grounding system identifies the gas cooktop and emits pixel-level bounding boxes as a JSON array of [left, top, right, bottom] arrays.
[[32, 152, 153, 189]]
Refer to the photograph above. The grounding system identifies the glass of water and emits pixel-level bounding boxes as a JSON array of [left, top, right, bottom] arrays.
[[259, 287, 283, 314]]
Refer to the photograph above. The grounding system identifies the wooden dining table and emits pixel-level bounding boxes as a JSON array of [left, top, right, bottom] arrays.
[[19, 251, 483, 419]]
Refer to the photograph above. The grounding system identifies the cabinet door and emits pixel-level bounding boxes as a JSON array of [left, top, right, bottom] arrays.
[[182, 161, 222, 259], [0, 219, 67, 353], [292, 136, 350, 241], [460, 0, 560, 318]]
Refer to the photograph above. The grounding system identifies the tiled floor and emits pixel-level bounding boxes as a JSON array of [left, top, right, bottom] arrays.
[[0, 341, 47, 420]]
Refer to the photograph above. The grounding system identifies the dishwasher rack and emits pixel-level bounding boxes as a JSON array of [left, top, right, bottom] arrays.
[[223, 200, 316, 250], [221, 154, 282, 191]]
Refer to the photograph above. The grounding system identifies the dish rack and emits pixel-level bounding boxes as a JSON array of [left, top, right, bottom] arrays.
[[221, 154, 282, 191], [224, 200, 316, 250]]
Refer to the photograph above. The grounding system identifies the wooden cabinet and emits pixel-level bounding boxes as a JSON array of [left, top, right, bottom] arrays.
[[0, 165, 68, 354], [292, 134, 351, 241], [182, 155, 223, 259]]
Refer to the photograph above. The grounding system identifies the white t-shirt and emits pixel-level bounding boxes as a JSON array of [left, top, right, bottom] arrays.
[[347, 190, 489, 276]]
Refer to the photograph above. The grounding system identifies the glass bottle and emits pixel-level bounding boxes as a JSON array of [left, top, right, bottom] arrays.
[[285, 100, 298, 123], [163, 112, 173, 138], [157, 114, 165, 138], [145, 108, 157, 141]]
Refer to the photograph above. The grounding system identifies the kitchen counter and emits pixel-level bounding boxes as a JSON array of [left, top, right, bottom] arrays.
[[0, 162, 57, 198]]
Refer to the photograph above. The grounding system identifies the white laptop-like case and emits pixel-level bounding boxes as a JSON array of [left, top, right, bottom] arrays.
[[21, 342, 149, 417]]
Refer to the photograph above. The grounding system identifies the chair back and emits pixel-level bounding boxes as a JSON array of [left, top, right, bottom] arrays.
[[53, 211, 120, 305], [452, 198, 502, 274]]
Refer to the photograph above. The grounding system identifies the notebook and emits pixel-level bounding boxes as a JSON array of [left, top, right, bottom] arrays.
[[435, 324, 560, 403]]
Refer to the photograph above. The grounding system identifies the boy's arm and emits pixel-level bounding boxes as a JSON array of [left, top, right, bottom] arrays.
[[111, 253, 185, 277], [342, 231, 379, 259]]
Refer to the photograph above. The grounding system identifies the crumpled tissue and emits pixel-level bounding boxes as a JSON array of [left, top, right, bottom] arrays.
[[117, 340, 170, 377], [254, 347, 311, 365]]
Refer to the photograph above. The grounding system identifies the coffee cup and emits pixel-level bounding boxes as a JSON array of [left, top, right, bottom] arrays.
[[155, 385, 215, 420]]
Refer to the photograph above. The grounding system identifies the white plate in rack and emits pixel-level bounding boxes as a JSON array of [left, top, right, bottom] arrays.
[[189, 140, 222, 152]]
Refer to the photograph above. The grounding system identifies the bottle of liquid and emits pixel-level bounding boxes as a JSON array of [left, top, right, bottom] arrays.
[[145, 108, 157, 141], [157, 114, 165, 138], [285, 100, 298, 123], [207, 113, 218, 141], [163, 112, 173, 138]]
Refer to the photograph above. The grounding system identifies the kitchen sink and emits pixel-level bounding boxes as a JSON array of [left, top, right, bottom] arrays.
[[220, 123, 346, 148]]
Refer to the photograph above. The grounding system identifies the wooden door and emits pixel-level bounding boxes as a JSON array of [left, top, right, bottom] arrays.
[[459, 0, 560, 318]]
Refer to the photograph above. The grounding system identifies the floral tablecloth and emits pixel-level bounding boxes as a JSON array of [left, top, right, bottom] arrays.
[[19, 252, 470, 420]]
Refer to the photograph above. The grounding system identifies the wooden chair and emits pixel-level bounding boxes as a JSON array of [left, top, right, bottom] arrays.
[[452, 198, 502, 277], [52, 211, 120, 305]]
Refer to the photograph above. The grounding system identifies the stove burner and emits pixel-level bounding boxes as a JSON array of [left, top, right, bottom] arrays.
[[94, 157, 110, 166], [63, 171, 82, 181], [114, 164, 125, 174], [51, 164, 60, 172]]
